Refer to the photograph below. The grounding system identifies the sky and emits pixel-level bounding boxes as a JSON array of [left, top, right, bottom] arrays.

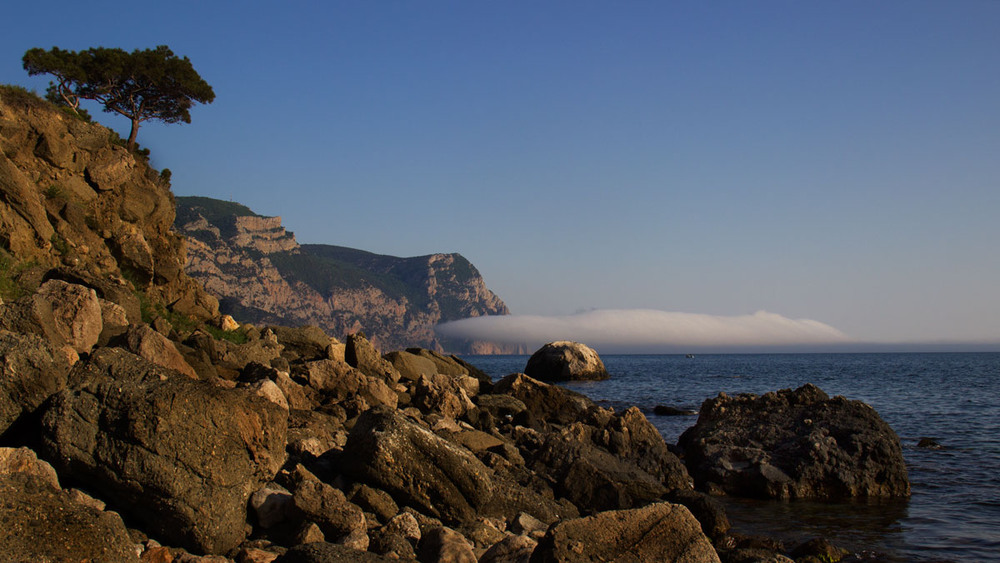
[[3, 1, 999, 351]]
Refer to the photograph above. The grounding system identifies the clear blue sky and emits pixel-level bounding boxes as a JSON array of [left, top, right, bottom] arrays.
[[4, 1, 999, 346]]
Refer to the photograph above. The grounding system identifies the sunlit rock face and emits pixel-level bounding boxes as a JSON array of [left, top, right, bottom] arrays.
[[175, 196, 509, 352]]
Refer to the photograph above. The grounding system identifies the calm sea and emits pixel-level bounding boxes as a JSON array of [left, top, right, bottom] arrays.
[[463, 353, 1000, 563]]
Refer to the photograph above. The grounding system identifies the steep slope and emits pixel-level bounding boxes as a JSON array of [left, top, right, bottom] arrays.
[[176, 196, 509, 352], [0, 85, 217, 318]]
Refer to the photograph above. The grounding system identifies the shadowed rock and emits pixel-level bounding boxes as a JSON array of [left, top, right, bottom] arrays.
[[524, 341, 608, 382], [678, 383, 910, 500]]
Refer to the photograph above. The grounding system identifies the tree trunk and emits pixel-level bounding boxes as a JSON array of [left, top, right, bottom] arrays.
[[127, 119, 140, 151]]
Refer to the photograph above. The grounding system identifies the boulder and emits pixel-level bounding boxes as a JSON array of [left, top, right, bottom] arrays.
[[480, 534, 538, 563], [678, 383, 910, 500], [32, 279, 104, 354], [524, 341, 608, 382], [341, 407, 496, 524], [412, 372, 476, 419], [269, 325, 335, 362], [385, 350, 439, 381], [274, 542, 398, 562], [124, 324, 199, 378], [0, 330, 72, 435], [301, 358, 398, 409], [405, 348, 492, 390], [530, 502, 720, 563], [292, 478, 369, 550], [345, 332, 401, 383], [40, 348, 288, 554], [491, 373, 594, 428]]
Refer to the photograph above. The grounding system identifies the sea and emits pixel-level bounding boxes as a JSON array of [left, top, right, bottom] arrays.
[[461, 353, 1000, 563]]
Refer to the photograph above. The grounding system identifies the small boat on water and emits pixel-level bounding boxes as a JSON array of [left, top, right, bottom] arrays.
[[685, 354, 695, 359]]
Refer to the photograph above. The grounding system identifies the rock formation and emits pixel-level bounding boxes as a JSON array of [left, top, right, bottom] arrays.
[[175, 196, 510, 353], [524, 341, 610, 381], [678, 383, 911, 500]]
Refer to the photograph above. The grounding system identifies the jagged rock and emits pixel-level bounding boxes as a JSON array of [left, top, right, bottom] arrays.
[[405, 348, 492, 390], [480, 534, 538, 563], [98, 298, 130, 345], [346, 332, 401, 383], [475, 394, 528, 423], [342, 407, 496, 524], [417, 526, 477, 563], [270, 325, 334, 362], [591, 406, 693, 491], [678, 384, 910, 500], [40, 347, 288, 554], [0, 330, 72, 435], [491, 373, 593, 428], [124, 324, 199, 378], [524, 341, 608, 382], [530, 502, 720, 563]]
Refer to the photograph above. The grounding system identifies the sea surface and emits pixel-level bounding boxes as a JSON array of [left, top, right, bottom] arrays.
[[462, 353, 1000, 562]]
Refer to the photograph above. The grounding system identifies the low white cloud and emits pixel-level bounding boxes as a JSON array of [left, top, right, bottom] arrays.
[[436, 309, 853, 353]]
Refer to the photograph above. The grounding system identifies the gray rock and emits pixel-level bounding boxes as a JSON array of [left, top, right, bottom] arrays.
[[40, 347, 288, 554], [524, 341, 608, 382], [678, 383, 910, 500]]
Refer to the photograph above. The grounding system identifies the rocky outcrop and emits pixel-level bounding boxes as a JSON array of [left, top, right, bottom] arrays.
[[524, 341, 609, 381], [0, 87, 218, 321], [176, 196, 509, 353], [678, 383, 910, 500]]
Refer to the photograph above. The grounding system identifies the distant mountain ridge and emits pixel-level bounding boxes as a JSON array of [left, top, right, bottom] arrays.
[[175, 196, 510, 352]]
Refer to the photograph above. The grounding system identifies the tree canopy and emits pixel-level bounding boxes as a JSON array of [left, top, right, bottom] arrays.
[[23, 45, 215, 151]]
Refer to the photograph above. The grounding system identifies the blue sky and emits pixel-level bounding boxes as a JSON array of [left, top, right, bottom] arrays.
[[4, 1, 999, 347]]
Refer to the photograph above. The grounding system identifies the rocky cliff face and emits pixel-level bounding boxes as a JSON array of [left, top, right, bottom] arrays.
[[0, 86, 217, 319], [176, 196, 509, 352]]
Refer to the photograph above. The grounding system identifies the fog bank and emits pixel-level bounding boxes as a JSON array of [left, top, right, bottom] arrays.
[[436, 309, 854, 353]]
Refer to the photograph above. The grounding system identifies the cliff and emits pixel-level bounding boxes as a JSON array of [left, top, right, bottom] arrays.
[[176, 196, 510, 352]]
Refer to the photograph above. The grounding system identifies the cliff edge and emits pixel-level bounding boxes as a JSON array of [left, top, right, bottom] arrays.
[[176, 196, 509, 352]]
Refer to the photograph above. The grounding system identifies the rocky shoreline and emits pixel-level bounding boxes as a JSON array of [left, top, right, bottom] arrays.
[[0, 87, 909, 562]]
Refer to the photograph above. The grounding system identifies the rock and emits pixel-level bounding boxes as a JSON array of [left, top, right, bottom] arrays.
[[0, 447, 60, 488], [452, 429, 504, 453], [124, 324, 199, 378], [475, 394, 528, 423], [480, 534, 538, 563], [0, 470, 141, 563], [789, 537, 850, 562], [530, 502, 720, 563], [531, 423, 668, 513], [345, 332, 401, 383], [917, 437, 943, 449], [220, 314, 240, 331], [417, 526, 477, 563], [349, 484, 399, 524], [369, 529, 417, 559], [385, 512, 422, 544], [405, 348, 493, 390], [301, 358, 397, 410], [273, 542, 398, 562], [412, 372, 476, 419], [524, 341, 608, 382], [250, 486, 295, 529], [491, 373, 593, 428], [0, 330, 72, 435], [678, 384, 910, 500], [654, 405, 697, 416], [385, 350, 439, 381], [292, 478, 369, 550], [342, 407, 496, 524], [666, 489, 730, 540], [270, 325, 334, 362], [98, 298, 130, 345], [40, 348, 288, 554], [32, 279, 104, 354]]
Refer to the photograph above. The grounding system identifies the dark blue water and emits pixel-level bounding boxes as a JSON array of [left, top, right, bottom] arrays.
[[463, 353, 1000, 563]]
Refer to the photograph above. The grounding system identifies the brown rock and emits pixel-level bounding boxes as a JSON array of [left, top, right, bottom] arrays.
[[417, 526, 477, 563], [531, 502, 720, 563], [125, 324, 199, 378], [524, 341, 608, 382], [0, 330, 72, 434]]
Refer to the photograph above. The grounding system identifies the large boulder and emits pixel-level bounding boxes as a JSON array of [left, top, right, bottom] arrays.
[[524, 341, 608, 382], [345, 332, 401, 383], [39, 347, 288, 554], [0, 330, 72, 435], [678, 383, 910, 500], [341, 407, 495, 524], [0, 447, 140, 563], [530, 502, 720, 563]]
